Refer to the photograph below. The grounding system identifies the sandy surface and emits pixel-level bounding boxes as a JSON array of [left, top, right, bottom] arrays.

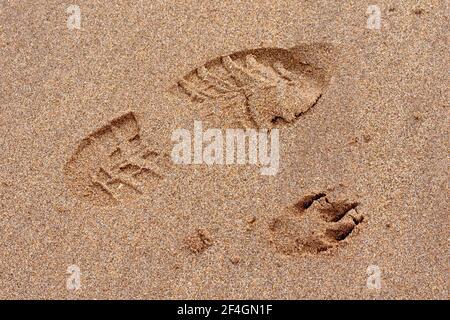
[[0, 0, 448, 299]]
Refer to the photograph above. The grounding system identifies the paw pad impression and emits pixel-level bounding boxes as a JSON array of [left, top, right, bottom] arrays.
[[269, 192, 364, 256]]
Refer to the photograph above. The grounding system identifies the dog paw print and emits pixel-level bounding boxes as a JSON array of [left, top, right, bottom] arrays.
[[268, 192, 364, 255]]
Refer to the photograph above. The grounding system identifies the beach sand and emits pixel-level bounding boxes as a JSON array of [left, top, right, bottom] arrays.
[[0, 0, 448, 299]]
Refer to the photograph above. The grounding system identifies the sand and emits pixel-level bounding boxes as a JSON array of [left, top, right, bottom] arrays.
[[0, 0, 448, 299]]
